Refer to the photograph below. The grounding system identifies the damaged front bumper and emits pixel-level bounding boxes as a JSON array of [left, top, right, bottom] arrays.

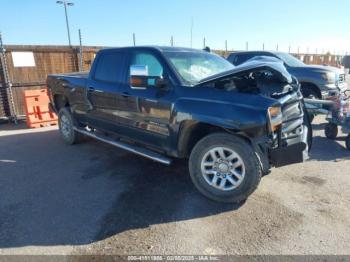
[[253, 91, 310, 171], [270, 91, 309, 167], [253, 124, 308, 173], [269, 124, 308, 167]]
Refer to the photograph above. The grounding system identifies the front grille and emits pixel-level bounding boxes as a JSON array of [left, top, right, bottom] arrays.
[[279, 92, 304, 142]]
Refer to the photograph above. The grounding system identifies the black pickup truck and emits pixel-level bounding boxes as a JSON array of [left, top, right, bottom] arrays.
[[47, 46, 310, 203]]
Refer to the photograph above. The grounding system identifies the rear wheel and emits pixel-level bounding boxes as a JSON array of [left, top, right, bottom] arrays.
[[58, 107, 82, 145], [189, 133, 262, 203], [324, 123, 338, 139]]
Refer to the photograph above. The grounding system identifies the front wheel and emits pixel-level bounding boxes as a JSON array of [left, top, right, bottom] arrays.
[[189, 133, 262, 203]]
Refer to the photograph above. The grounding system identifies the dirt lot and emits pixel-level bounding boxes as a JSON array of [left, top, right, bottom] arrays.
[[0, 116, 349, 256]]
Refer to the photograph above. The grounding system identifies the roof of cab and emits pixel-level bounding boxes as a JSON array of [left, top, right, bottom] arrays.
[[98, 46, 205, 53], [228, 50, 287, 56]]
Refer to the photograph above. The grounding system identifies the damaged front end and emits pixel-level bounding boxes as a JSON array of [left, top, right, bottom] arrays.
[[269, 91, 310, 167], [198, 56, 310, 168]]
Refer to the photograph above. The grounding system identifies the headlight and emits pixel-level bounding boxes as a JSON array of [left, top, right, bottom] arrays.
[[321, 72, 336, 83], [267, 106, 282, 132]]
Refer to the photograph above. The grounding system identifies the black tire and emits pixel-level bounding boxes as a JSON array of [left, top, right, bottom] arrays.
[[58, 107, 82, 145], [346, 134, 350, 151], [324, 123, 338, 139], [189, 133, 262, 203]]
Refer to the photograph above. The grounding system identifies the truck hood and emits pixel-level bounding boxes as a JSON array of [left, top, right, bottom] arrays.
[[197, 56, 293, 86]]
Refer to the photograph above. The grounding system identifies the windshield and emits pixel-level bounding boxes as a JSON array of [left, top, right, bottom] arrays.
[[164, 51, 235, 85], [275, 53, 305, 67]]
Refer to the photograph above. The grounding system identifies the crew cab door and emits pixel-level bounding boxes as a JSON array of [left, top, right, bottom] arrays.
[[122, 50, 174, 150], [85, 50, 131, 134]]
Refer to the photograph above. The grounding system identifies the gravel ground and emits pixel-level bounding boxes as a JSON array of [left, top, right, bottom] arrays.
[[0, 115, 349, 256]]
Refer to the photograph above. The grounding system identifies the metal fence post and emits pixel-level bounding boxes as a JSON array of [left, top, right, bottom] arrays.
[[0, 33, 17, 124]]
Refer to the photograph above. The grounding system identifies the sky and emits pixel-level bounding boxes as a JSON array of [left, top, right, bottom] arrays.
[[0, 0, 349, 54]]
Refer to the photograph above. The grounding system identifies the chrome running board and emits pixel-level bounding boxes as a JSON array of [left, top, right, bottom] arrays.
[[74, 127, 172, 165]]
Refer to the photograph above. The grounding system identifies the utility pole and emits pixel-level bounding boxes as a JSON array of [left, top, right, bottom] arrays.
[[170, 36, 174, 46], [133, 33, 136, 46], [246, 41, 248, 51], [225, 40, 227, 53], [78, 29, 83, 71], [203, 37, 206, 49], [262, 43, 265, 51], [56, 1, 74, 46], [276, 44, 279, 51], [288, 45, 291, 53]]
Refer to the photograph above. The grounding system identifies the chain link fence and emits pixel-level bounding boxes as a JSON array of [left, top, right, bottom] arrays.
[[0, 43, 100, 120]]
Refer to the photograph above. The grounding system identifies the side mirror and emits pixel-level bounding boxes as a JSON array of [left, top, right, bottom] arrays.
[[155, 77, 169, 89], [130, 65, 148, 89]]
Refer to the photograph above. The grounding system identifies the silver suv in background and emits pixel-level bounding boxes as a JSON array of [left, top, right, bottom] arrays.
[[227, 51, 348, 99]]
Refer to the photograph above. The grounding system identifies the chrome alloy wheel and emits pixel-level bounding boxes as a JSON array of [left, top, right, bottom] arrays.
[[200, 147, 246, 191]]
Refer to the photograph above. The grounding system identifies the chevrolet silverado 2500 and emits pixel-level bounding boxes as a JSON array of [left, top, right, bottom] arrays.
[[47, 46, 311, 203]]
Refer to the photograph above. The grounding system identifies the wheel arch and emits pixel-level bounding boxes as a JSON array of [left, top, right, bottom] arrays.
[[300, 82, 322, 99], [53, 94, 70, 111], [177, 120, 252, 158]]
